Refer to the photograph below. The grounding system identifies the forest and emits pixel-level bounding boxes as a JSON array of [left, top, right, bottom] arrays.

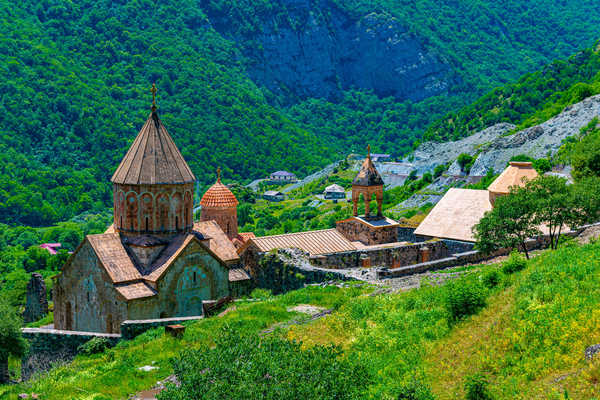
[[2, 0, 600, 226]]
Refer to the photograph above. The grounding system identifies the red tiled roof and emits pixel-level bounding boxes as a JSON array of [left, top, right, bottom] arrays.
[[200, 181, 239, 208], [111, 111, 195, 185]]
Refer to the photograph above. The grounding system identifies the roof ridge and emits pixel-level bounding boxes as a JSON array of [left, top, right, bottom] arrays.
[[111, 111, 195, 185]]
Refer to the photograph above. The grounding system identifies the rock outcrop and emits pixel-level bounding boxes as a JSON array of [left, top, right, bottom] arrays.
[[24, 273, 48, 323], [204, 0, 452, 101], [408, 94, 600, 175]]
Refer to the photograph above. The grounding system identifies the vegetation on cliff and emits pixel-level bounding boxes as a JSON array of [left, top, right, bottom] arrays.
[[2, 0, 600, 226]]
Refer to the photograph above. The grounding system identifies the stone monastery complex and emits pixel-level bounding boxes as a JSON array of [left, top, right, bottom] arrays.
[[54, 91, 540, 334]]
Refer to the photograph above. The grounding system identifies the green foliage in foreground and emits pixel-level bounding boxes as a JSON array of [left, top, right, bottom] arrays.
[[3, 242, 600, 398], [0, 300, 28, 384], [159, 327, 371, 400]]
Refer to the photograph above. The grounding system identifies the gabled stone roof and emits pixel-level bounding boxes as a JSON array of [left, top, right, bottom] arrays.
[[193, 221, 240, 264], [353, 154, 384, 186], [111, 110, 195, 185]]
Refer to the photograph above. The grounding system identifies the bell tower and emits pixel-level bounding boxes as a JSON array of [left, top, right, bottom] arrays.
[[351, 145, 384, 219]]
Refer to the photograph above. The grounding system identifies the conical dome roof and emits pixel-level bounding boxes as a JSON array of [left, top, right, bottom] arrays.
[[111, 110, 195, 185], [353, 146, 384, 186], [200, 170, 239, 208]]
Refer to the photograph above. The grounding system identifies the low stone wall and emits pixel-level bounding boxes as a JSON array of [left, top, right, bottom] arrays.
[[397, 226, 417, 242], [254, 249, 353, 294], [311, 240, 449, 270], [21, 328, 120, 380], [120, 315, 204, 340], [376, 229, 585, 279], [442, 239, 475, 254]]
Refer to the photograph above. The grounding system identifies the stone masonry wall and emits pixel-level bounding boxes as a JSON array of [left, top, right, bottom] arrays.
[[310, 240, 449, 269], [24, 273, 48, 323], [21, 328, 120, 381], [336, 218, 397, 245], [253, 249, 352, 294]]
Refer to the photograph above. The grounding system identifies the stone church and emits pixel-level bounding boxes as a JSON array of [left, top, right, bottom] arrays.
[[54, 93, 251, 334]]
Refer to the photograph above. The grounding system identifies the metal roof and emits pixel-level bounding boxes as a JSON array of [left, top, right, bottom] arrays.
[[488, 162, 538, 194], [249, 229, 357, 256], [414, 188, 492, 242]]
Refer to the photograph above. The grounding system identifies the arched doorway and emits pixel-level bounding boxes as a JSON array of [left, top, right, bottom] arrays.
[[106, 314, 113, 334], [65, 301, 72, 330]]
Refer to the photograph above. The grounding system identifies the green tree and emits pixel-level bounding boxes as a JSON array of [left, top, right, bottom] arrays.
[[474, 186, 540, 259], [23, 246, 49, 273], [457, 153, 474, 174], [525, 176, 573, 249], [0, 299, 28, 384], [159, 326, 370, 399]]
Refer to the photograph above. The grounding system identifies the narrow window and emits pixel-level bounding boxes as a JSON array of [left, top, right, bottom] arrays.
[[145, 217, 149, 231], [175, 216, 179, 230], [87, 292, 90, 303], [193, 271, 197, 283]]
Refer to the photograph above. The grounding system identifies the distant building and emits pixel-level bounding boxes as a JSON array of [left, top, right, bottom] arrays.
[[323, 184, 345, 200], [263, 190, 285, 202], [370, 153, 391, 162], [269, 171, 297, 183], [40, 243, 61, 255]]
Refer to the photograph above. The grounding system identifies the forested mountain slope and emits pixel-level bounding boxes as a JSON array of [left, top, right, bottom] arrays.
[[2, 0, 600, 226]]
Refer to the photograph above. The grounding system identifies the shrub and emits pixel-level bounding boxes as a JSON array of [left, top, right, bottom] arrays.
[[250, 288, 272, 299], [501, 251, 527, 274], [464, 373, 492, 400], [444, 280, 486, 321], [481, 270, 501, 288], [159, 327, 371, 399], [397, 379, 435, 400], [77, 337, 111, 356]]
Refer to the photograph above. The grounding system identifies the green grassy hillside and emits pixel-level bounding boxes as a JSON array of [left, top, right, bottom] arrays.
[[3, 240, 599, 399]]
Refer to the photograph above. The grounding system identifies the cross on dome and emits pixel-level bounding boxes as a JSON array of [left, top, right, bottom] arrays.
[[151, 83, 157, 111]]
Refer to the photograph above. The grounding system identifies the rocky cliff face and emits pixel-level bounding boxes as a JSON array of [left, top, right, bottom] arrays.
[[203, 0, 452, 101], [407, 94, 600, 175]]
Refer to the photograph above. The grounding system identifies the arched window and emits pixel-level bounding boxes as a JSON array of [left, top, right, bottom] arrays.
[[126, 192, 139, 231]]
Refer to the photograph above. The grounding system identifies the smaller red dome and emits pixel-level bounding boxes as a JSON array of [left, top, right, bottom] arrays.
[[200, 181, 239, 208]]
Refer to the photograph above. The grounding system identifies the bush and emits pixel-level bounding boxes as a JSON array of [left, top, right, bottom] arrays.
[[77, 337, 111, 355], [250, 288, 272, 299], [397, 379, 435, 400], [464, 373, 492, 400], [159, 327, 371, 399], [501, 251, 527, 274], [481, 270, 501, 288], [444, 280, 486, 321]]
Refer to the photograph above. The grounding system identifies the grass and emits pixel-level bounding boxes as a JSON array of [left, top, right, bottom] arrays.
[[3, 242, 600, 399], [1, 284, 372, 399]]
